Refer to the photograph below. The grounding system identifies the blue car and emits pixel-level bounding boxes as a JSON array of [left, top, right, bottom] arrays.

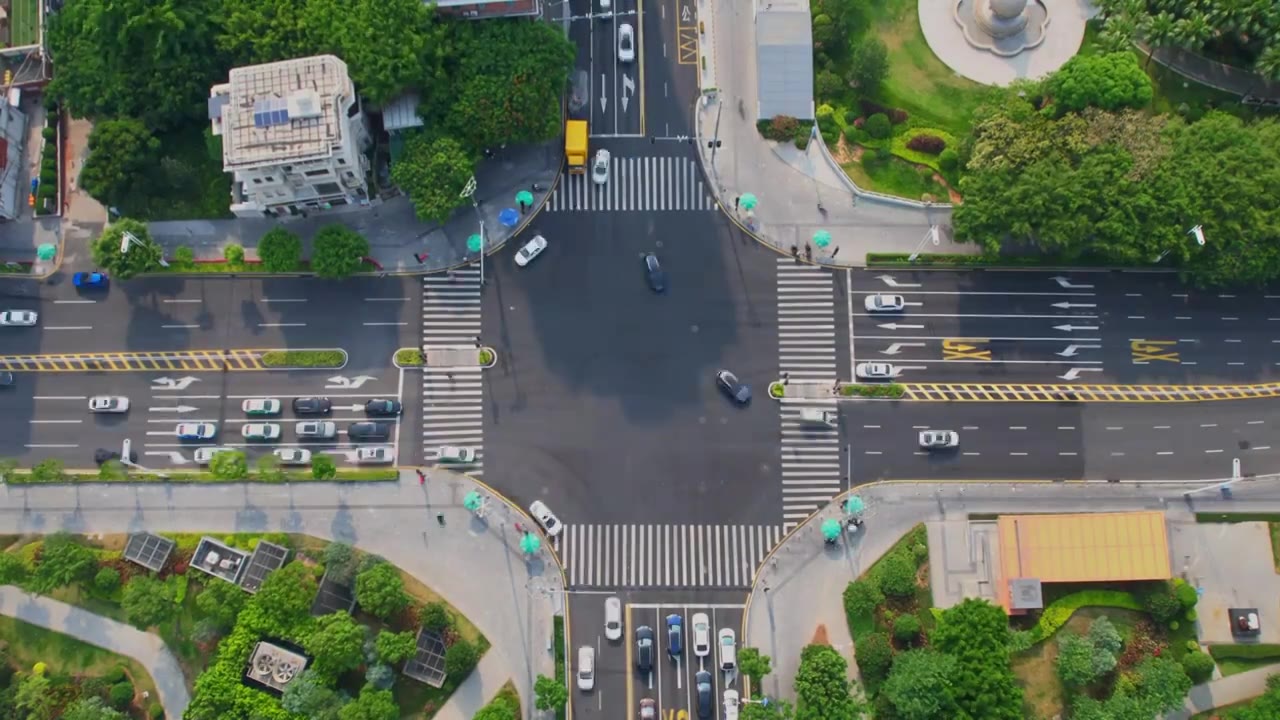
[[72, 271, 108, 288], [666, 614, 682, 657]]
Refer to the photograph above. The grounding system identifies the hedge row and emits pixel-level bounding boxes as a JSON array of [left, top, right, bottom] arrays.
[[261, 350, 346, 368], [840, 383, 906, 398], [7, 468, 397, 485], [1026, 590, 1144, 645], [1207, 644, 1280, 661], [866, 252, 1121, 267]]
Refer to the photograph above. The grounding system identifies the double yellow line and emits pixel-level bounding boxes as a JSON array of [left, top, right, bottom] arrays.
[[0, 349, 267, 372], [901, 382, 1280, 403]]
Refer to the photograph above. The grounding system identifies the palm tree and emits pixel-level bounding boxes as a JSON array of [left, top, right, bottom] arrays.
[[1101, 12, 1141, 54], [1140, 12, 1180, 68], [1173, 12, 1215, 51], [1255, 43, 1280, 81]]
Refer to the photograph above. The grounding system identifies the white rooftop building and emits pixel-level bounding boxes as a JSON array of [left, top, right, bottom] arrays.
[[209, 55, 371, 219]]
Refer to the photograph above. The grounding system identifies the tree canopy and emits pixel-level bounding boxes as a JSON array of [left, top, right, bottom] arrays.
[[304, 611, 368, 678], [32, 533, 97, 593], [354, 561, 409, 620], [122, 575, 177, 629], [91, 220, 165, 279], [793, 644, 867, 720], [311, 225, 370, 279], [196, 577, 248, 629], [930, 599, 1023, 720], [1045, 52, 1153, 116], [79, 119, 161, 209], [337, 686, 399, 720], [881, 649, 959, 720], [391, 134, 475, 223], [256, 227, 303, 272]]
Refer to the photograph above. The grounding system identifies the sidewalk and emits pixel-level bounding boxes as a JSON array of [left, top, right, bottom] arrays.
[[694, 0, 975, 267], [1170, 663, 1280, 719], [0, 585, 190, 718]]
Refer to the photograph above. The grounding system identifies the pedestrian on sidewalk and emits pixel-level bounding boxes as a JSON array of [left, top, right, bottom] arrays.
[[734, 195, 740, 210], [414, 252, 429, 264], [416, 469, 426, 485]]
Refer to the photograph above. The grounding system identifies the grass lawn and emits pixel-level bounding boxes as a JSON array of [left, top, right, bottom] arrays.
[[9, 0, 40, 47], [842, 156, 949, 203], [0, 614, 160, 707], [118, 124, 233, 221]]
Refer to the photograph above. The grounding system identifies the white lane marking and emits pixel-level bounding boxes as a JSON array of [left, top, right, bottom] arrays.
[[862, 425, 880, 429], [863, 451, 882, 455], [1228, 362, 1245, 366], [261, 298, 307, 303], [1220, 294, 1236, 298], [1059, 452, 1077, 456], [962, 425, 979, 430], [963, 452, 980, 456], [1249, 420, 1266, 425], [365, 297, 409, 302], [1058, 426, 1076, 430], [44, 326, 92, 330], [1200, 424, 1218, 428], [162, 299, 202, 304], [29, 419, 82, 424], [1172, 294, 1188, 298], [1154, 425, 1170, 429], [1111, 452, 1126, 456], [1205, 449, 1223, 454], [1127, 316, 1145, 320], [912, 425, 929, 430], [34, 395, 87, 400], [362, 322, 408, 326], [258, 322, 306, 327], [25, 443, 78, 448], [1010, 452, 1028, 456], [54, 299, 95, 304], [162, 324, 198, 329], [1009, 426, 1026, 430], [1125, 293, 1142, 297], [1223, 317, 1239, 321], [1255, 446, 1273, 451], [1106, 426, 1123, 430], [860, 312, 1098, 319], [855, 335, 1103, 342], [1157, 451, 1174, 455], [1175, 316, 1192, 320], [1225, 339, 1243, 343]]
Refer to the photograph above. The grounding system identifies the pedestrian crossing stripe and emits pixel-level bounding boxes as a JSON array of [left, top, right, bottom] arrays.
[[545, 156, 715, 212], [421, 271, 486, 474], [780, 401, 842, 526], [897, 383, 1280, 402], [776, 259, 837, 381], [0, 349, 267, 372], [555, 524, 785, 588], [422, 270, 482, 348]]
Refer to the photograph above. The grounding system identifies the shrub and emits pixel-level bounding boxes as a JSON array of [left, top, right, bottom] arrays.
[[1026, 590, 1143, 644], [1182, 650, 1215, 683], [1186, 640, 1201, 653], [769, 115, 799, 141], [856, 632, 894, 688], [421, 601, 453, 633], [912, 542, 928, 563], [861, 149, 880, 166], [815, 70, 844, 101], [906, 134, 947, 154], [893, 614, 922, 645], [844, 109, 859, 125], [1174, 578, 1199, 609], [859, 98, 888, 116], [109, 680, 135, 709], [1009, 630, 1034, 653], [42, 127, 55, 140], [149, 702, 164, 719], [938, 149, 959, 172], [1186, 609, 1198, 622], [223, 244, 245, 264], [876, 552, 917, 598], [41, 158, 57, 173], [40, 169, 56, 185], [1144, 585, 1183, 624], [174, 246, 195, 265], [1170, 620, 1180, 631], [94, 567, 121, 593], [105, 666, 127, 684], [444, 639, 479, 678], [864, 113, 890, 139], [888, 108, 909, 124]]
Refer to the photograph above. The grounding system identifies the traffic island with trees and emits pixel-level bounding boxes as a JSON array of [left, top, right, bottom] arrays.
[[0, 532, 489, 718]]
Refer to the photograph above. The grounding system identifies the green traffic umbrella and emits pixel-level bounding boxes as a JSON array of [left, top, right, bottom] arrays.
[[466, 234, 483, 253], [821, 518, 841, 540], [520, 532, 541, 554], [813, 230, 832, 248], [515, 190, 534, 207], [463, 491, 483, 512], [36, 243, 56, 261], [844, 496, 865, 515], [739, 193, 758, 211]]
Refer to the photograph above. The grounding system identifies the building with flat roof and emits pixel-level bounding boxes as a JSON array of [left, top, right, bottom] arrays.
[[995, 511, 1172, 613], [755, 0, 814, 120], [430, 0, 540, 19], [209, 55, 370, 219]]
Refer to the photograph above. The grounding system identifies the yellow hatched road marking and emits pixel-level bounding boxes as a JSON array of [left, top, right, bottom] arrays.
[[892, 381, 1280, 403], [0, 350, 271, 372]]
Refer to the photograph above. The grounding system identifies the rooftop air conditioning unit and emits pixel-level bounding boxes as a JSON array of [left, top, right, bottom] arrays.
[[287, 90, 323, 120]]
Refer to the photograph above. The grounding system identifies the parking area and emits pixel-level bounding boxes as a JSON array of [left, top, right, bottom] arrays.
[[1174, 520, 1280, 644]]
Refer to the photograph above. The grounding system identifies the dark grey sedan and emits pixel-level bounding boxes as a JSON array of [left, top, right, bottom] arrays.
[[716, 370, 751, 404], [643, 253, 666, 293]]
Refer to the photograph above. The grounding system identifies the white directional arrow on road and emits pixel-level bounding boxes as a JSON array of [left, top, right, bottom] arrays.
[[880, 342, 925, 355], [325, 375, 377, 389], [1051, 301, 1097, 309], [875, 275, 921, 288], [600, 73, 608, 113], [1056, 344, 1102, 357], [878, 323, 925, 330], [1059, 367, 1104, 381], [147, 405, 199, 413], [1052, 276, 1095, 289], [144, 451, 191, 465], [1054, 324, 1100, 332], [151, 376, 200, 390], [621, 74, 635, 113]]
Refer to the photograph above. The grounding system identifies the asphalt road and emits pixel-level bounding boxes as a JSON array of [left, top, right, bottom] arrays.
[[482, 207, 782, 526], [569, 590, 744, 720], [849, 269, 1280, 384]]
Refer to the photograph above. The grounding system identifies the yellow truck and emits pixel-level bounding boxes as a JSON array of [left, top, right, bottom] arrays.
[[565, 120, 588, 174]]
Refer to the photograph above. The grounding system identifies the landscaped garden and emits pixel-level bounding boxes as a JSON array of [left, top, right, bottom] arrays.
[[0, 532, 489, 718]]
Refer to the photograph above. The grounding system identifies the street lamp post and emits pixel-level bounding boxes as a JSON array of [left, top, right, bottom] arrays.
[[120, 231, 169, 268], [460, 176, 484, 286], [907, 225, 941, 263], [119, 439, 168, 479]]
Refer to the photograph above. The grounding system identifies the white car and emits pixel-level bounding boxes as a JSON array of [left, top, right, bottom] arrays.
[[176, 422, 217, 440], [0, 310, 37, 326], [295, 421, 337, 439], [691, 612, 711, 657], [577, 646, 595, 691], [241, 398, 282, 415], [864, 294, 905, 312], [592, 149, 611, 185], [618, 23, 635, 62], [88, 396, 129, 413], [193, 447, 233, 465], [919, 430, 959, 450], [437, 445, 476, 464], [723, 689, 740, 720], [274, 448, 312, 465], [515, 235, 548, 267], [604, 597, 623, 641], [529, 500, 563, 538], [599, 0, 611, 14], [357, 446, 394, 464], [855, 362, 896, 380], [718, 628, 736, 671], [241, 423, 281, 440]]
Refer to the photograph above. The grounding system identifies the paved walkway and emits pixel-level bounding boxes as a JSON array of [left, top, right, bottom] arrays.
[[694, 0, 971, 268], [1136, 42, 1280, 101], [741, 479, 1280, 713], [0, 469, 565, 720], [1170, 663, 1280, 719], [0, 585, 190, 718]]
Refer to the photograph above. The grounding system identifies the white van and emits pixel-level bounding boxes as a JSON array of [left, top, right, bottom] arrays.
[[577, 646, 595, 691], [718, 628, 736, 671]]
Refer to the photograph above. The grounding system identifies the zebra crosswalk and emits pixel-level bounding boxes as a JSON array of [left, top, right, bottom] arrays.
[[780, 400, 842, 530], [546, 156, 715, 212], [421, 269, 485, 474], [554, 523, 785, 589]]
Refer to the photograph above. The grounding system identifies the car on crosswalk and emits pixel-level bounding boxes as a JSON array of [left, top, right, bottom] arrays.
[[296, 421, 337, 439], [175, 423, 216, 440], [436, 446, 476, 464], [530, 500, 564, 537], [855, 362, 896, 380], [0, 309, 37, 326], [864, 293, 905, 312], [515, 235, 548, 267], [592, 149, 611, 185], [919, 430, 959, 450], [242, 423, 281, 440], [88, 396, 129, 413], [242, 398, 281, 415], [274, 448, 312, 465]]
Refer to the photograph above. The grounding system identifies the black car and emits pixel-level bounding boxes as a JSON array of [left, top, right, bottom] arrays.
[[292, 397, 332, 414], [347, 421, 390, 441], [643, 253, 666, 293], [93, 448, 137, 465], [695, 670, 712, 719], [635, 626, 654, 672], [716, 370, 751, 404], [364, 399, 403, 416], [0, 371, 13, 387]]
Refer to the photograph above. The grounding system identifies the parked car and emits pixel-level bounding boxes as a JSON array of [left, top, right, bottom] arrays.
[[864, 293, 905, 312], [0, 310, 37, 326], [364, 399, 402, 416], [716, 370, 751, 404], [666, 614, 683, 656], [357, 446, 394, 464], [695, 670, 713, 718], [296, 421, 337, 439], [919, 430, 959, 450], [88, 396, 129, 413], [639, 699, 656, 720], [175, 423, 216, 440], [718, 628, 736, 671], [72, 271, 108, 289], [193, 447, 233, 465], [529, 500, 564, 537], [604, 597, 623, 641], [347, 422, 390, 441], [635, 626, 654, 672], [643, 253, 666, 293], [577, 646, 596, 691], [515, 235, 548, 267], [292, 397, 332, 414], [274, 448, 312, 465], [723, 689, 740, 720], [618, 23, 635, 61], [855, 362, 895, 380], [592, 149, 611, 185], [242, 398, 282, 415], [691, 613, 711, 657], [242, 423, 281, 440]]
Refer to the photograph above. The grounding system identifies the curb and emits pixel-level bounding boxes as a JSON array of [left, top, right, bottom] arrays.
[[478, 346, 497, 369], [768, 381, 785, 401], [393, 347, 498, 370]]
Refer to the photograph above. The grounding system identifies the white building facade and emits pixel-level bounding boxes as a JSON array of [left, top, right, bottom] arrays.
[[209, 55, 371, 219]]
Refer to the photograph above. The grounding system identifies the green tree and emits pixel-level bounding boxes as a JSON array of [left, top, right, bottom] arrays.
[[472, 689, 520, 720], [312, 454, 338, 479], [62, 696, 128, 720], [32, 532, 98, 593], [1046, 52, 1153, 115], [15, 673, 55, 720], [336, 686, 399, 720], [420, 601, 453, 632], [855, 632, 894, 689], [0, 551, 27, 585], [304, 611, 367, 678], [1056, 632, 1099, 688], [122, 575, 176, 628], [893, 614, 922, 645], [79, 119, 161, 209], [794, 644, 866, 720], [195, 575, 248, 628], [1181, 650, 1215, 683], [882, 649, 959, 720], [280, 669, 342, 720], [31, 458, 66, 482], [445, 638, 479, 679], [305, 0, 446, 106], [245, 561, 317, 635], [931, 599, 1023, 720], [322, 542, 359, 585], [311, 225, 369, 279], [208, 449, 248, 480], [255, 452, 285, 482], [1129, 655, 1193, 715], [355, 561, 409, 620], [742, 699, 796, 720], [864, 113, 891, 140], [92, 220, 163, 279], [373, 629, 417, 665], [94, 567, 121, 593], [47, 0, 223, 130], [534, 673, 568, 712], [391, 134, 475, 223], [256, 227, 302, 272], [216, 0, 318, 66], [876, 551, 916, 598], [738, 647, 773, 687], [846, 36, 889, 91], [843, 579, 884, 620]]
